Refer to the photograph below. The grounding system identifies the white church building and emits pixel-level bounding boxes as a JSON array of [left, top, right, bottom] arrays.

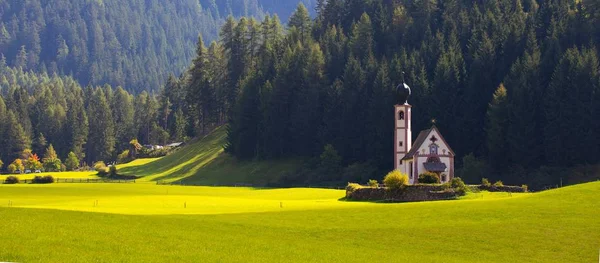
[[394, 84, 455, 185]]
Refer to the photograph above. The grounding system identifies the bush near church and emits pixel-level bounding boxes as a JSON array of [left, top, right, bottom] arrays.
[[418, 172, 440, 184], [384, 170, 409, 190]]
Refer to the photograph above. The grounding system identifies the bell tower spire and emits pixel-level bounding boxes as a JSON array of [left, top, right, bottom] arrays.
[[394, 80, 412, 174]]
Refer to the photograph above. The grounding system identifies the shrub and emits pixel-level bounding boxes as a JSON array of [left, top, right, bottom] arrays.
[[418, 172, 440, 184], [94, 161, 107, 172], [117, 150, 131, 164], [4, 176, 19, 184], [493, 180, 504, 187], [481, 178, 491, 187], [32, 175, 54, 184], [346, 183, 363, 193], [521, 185, 528, 192], [109, 165, 118, 178], [450, 177, 469, 196], [384, 170, 409, 190], [7, 164, 17, 174], [368, 179, 379, 188]]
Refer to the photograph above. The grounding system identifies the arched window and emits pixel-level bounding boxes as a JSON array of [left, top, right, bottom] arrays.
[[398, 111, 405, 120]]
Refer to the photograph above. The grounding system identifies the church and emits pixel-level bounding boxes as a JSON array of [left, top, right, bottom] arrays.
[[394, 83, 455, 185]]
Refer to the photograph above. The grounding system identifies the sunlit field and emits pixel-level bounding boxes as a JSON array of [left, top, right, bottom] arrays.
[[0, 182, 598, 262]]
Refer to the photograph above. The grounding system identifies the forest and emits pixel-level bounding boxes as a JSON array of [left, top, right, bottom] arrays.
[[0, 0, 313, 93], [1, 0, 600, 187]]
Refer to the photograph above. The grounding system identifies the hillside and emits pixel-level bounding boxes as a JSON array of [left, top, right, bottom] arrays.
[[0, 0, 308, 92], [119, 126, 302, 185], [0, 181, 598, 262]]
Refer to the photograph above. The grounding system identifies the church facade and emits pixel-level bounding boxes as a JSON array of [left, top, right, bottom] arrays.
[[394, 102, 455, 185]]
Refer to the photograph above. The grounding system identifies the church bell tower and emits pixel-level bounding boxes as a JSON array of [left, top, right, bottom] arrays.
[[394, 104, 412, 172], [394, 82, 412, 175]]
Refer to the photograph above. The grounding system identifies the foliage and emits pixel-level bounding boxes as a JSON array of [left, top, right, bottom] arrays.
[[319, 144, 343, 180], [418, 172, 440, 184], [42, 145, 62, 172], [368, 179, 379, 188], [458, 154, 491, 184], [4, 176, 19, 184], [65, 152, 80, 171], [109, 166, 118, 178], [522, 185, 529, 192], [25, 153, 42, 170], [481, 178, 491, 187], [346, 183, 363, 193], [494, 181, 504, 187], [117, 150, 132, 164], [94, 161, 108, 173], [0, 0, 288, 93], [31, 175, 54, 184], [450, 177, 469, 196], [384, 170, 409, 190], [7, 164, 17, 174], [9, 159, 24, 173]]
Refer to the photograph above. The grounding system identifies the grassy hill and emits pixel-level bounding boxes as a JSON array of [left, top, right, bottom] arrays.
[[119, 127, 302, 185], [0, 182, 599, 262]]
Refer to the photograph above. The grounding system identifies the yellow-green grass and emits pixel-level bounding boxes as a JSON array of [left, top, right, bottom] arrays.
[[0, 171, 98, 180], [0, 158, 161, 182], [0, 182, 599, 262], [119, 126, 302, 184]]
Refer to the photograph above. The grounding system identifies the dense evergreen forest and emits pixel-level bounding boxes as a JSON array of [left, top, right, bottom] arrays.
[[1, 0, 599, 188], [0, 65, 189, 171], [0, 0, 312, 93], [177, 0, 600, 187]]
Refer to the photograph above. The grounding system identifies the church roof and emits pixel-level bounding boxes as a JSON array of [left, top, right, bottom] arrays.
[[402, 125, 455, 161]]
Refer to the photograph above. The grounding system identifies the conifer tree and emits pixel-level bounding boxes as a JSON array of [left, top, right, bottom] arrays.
[[87, 88, 115, 162], [486, 84, 509, 171]]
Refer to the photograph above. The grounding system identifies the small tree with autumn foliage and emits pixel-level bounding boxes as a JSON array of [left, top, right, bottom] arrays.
[[42, 144, 62, 172]]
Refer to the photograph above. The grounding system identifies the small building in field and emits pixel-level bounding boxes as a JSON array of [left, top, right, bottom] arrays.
[[394, 83, 455, 185]]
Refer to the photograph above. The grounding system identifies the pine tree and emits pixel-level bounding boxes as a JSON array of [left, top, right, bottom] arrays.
[[289, 3, 312, 43], [66, 89, 89, 161], [3, 110, 31, 161], [112, 87, 135, 152], [505, 29, 542, 168], [87, 88, 115, 162], [485, 84, 509, 172], [65, 151, 80, 171]]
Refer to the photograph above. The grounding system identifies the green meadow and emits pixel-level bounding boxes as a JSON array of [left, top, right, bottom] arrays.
[[118, 127, 302, 185], [0, 182, 599, 262]]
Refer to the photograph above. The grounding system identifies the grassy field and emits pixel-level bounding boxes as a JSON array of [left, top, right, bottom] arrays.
[[118, 127, 302, 185], [0, 182, 599, 262], [0, 159, 159, 181]]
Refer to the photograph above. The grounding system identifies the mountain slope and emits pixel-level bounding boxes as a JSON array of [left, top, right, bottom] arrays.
[[119, 126, 301, 185], [0, 0, 308, 92]]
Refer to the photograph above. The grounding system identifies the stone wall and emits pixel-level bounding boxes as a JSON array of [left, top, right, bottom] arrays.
[[476, 185, 527, 193], [346, 185, 458, 202]]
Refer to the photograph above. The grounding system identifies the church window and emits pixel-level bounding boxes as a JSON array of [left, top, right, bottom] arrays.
[[399, 141, 403, 147], [429, 144, 439, 155], [398, 111, 405, 120], [399, 160, 403, 165], [441, 175, 447, 182]]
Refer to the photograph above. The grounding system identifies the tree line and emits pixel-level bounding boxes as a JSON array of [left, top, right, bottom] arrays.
[[2, 0, 599, 187], [0, 64, 200, 171], [174, 0, 600, 186]]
